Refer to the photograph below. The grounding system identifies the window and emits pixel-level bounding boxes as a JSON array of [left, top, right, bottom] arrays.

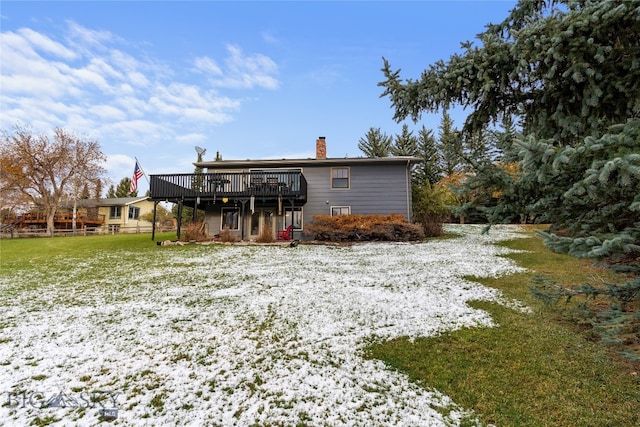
[[221, 207, 239, 230], [109, 206, 121, 219], [331, 167, 349, 189], [128, 206, 140, 219], [331, 206, 351, 216], [285, 207, 303, 230], [250, 211, 260, 235]]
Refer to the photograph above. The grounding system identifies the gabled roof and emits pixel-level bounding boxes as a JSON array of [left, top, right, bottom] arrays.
[[195, 156, 422, 170], [97, 197, 151, 206], [68, 197, 151, 208]]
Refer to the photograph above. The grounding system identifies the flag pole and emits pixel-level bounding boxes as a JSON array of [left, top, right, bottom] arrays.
[[135, 157, 150, 184]]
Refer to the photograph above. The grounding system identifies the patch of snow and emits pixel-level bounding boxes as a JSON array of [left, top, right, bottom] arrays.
[[0, 224, 528, 426]]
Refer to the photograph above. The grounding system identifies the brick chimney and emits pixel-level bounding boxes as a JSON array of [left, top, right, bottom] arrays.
[[316, 136, 326, 159]]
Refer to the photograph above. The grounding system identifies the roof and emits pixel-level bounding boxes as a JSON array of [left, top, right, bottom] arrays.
[[68, 197, 151, 208], [96, 197, 151, 206], [195, 156, 423, 170]]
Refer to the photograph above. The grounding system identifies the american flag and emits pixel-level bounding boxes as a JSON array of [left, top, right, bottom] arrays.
[[130, 161, 144, 193]]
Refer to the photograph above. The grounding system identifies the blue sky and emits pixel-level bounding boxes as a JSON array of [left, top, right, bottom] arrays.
[[1, 1, 517, 194]]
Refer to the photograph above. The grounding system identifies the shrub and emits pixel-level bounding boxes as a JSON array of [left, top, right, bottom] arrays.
[[219, 226, 239, 243], [255, 224, 274, 243], [180, 221, 208, 242], [305, 214, 424, 242], [412, 181, 451, 237]]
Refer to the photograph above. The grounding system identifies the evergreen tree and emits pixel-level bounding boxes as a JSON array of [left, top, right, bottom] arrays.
[[106, 184, 116, 198], [391, 124, 418, 156], [492, 115, 520, 164], [79, 184, 91, 200], [379, 0, 640, 252], [93, 179, 104, 199], [437, 111, 463, 176], [415, 125, 441, 186], [358, 127, 392, 157], [115, 178, 136, 198], [179, 146, 208, 223], [106, 178, 137, 198], [171, 203, 203, 225], [379, 0, 640, 360]]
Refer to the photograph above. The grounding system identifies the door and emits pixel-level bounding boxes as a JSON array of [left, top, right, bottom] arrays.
[[249, 209, 276, 239]]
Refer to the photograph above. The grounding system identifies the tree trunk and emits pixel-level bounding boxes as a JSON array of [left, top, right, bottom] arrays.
[[72, 198, 78, 234], [46, 209, 55, 236]]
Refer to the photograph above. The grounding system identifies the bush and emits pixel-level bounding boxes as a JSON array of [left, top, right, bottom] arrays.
[[412, 181, 451, 237], [305, 214, 424, 242], [219, 226, 239, 243], [255, 224, 274, 243], [180, 221, 208, 242]]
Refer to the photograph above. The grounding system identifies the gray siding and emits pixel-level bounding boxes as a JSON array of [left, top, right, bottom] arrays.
[[303, 163, 412, 226], [202, 162, 413, 240]]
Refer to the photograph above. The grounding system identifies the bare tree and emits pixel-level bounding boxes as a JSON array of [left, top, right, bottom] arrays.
[[0, 126, 107, 235]]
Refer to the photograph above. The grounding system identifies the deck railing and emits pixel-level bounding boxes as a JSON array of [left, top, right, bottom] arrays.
[[18, 212, 106, 224], [150, 171, 307, 201], [2, 212, 106, 226]]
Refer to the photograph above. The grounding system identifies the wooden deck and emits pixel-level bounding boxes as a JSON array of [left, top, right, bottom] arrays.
[[149, 171, 308, 205], [2, 212, 106, 231]]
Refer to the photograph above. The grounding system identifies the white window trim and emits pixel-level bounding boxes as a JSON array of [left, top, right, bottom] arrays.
[[109, 206, 121, 219], [330, 206, 351, 216], [330, 166, 350, 190], [128, 206, 140, 220]]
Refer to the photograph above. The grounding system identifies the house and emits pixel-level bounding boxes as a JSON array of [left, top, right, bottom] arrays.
[[2, 197, 156, 235], [149, 137, 420, 241], [91, 197, 156, 233], [65, 196, 156, 233]]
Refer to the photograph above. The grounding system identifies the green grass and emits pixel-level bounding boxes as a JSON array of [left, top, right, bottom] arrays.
[[3, 229, 638, 425], [365, 228, 640, 426], [0, 232, 177, 268]]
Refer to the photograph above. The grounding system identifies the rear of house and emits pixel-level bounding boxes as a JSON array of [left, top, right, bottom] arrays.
[[150, 137, 419, 241]]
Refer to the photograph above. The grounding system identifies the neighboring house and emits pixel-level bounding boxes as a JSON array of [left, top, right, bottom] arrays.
[[149, 137, 420, 240], [4, 197, 155, 234], [91, 197, 156, 233]]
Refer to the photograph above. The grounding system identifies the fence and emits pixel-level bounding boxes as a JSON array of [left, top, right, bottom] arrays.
[[0, 225, 176, 239]]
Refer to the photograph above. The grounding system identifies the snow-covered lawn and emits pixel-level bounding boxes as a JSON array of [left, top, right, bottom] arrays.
[[1, 225, 529, 426]]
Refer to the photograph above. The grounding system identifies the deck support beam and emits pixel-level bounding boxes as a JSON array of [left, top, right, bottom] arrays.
[[151, 200, 158, 241], [176, 201, 183, 240]]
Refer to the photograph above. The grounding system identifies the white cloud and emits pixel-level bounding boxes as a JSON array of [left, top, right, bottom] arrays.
[[100, 119, 170, 146], [261, 31, 280, 45], [0, 20, 280, 182], [104, 153, 135, 183], [148, 82, 240, 125], [193, 56, 222, 75], [88, 104, 127, 121], [66, 20, 115, 51], [18, 27, 77, 60], [71, 66, 112, 92], [176, 133, 207, 145], [113, 95, 147, 117], [205, 44, 280, 90]]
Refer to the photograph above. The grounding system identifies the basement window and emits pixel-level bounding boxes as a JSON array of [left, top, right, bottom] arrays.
[[331, 206, 351, 216]]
